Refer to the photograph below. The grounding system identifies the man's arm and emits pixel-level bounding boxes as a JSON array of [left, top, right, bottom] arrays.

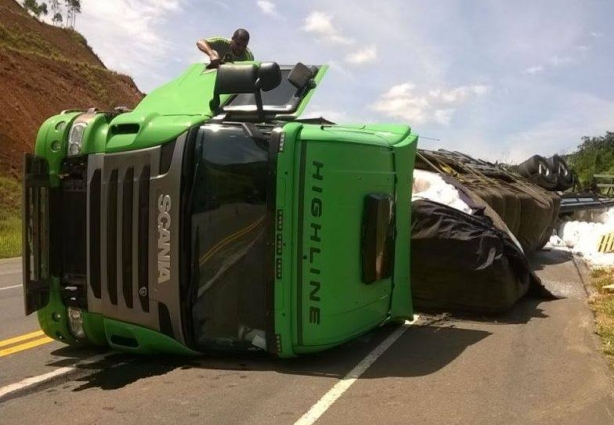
[[196, 39, 221, 67]]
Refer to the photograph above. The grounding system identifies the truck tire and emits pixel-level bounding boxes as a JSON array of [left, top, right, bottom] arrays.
[[517, 155, 548, 177], [518, 155, 558, 190], [528, 173, 558, 191], [547, 155, 574, 191]]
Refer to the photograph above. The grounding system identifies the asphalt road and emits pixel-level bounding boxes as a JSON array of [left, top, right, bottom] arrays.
[[1, 251, 614, 424], [0, 257, 38, 340]]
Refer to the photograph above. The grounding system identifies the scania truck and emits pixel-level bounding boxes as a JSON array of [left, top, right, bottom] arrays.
[[22, 61, 418, 357]]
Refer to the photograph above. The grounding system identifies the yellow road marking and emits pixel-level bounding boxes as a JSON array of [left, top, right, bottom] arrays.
[[0, 330, 45, 348], [199, 215, 265, 266], [0, 336, 54, 358]]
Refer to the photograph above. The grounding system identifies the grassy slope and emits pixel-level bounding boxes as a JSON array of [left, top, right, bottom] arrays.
[[0, 175, 21, 258], [589, 268, 614, 367], [0, 3, 143, 258]]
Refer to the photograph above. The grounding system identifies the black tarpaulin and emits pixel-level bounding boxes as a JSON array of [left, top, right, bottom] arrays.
[[411, 200, 554, 314]]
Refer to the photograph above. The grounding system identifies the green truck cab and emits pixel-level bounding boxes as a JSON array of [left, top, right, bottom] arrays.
[[23, 61, 418, 357]]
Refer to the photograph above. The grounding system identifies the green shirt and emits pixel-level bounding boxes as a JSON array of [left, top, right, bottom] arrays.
[[205, 36, 254, 62]]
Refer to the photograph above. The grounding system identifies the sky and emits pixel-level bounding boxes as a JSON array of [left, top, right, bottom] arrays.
[[51, 0, 614, 162]]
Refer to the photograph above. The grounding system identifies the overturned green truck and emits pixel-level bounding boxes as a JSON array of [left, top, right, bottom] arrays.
[[23, 62, 418, 357]]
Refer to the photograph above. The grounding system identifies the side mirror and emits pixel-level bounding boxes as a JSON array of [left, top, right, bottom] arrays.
[[288, 62, 316, 90], [209, 63, 282, 118], [257, 62, 282, 92], [215, 64, 259, 95], [210, 64, 258, 113]]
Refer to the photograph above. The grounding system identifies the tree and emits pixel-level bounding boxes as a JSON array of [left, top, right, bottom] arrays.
[[63, 0, 81, 28], [49, 0, 60, 24], [22, 0, 49, 18], [566, 132, 614, 188], [52, 12, 63, 25], [67, 0, 81, 13], [23, 0, 37, 12]]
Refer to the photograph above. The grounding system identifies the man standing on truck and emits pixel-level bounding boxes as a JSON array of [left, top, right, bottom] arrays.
[[196, 28, 254, 68]]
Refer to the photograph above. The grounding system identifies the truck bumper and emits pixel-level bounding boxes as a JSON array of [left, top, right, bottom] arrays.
[[22, 154, 51, 315]]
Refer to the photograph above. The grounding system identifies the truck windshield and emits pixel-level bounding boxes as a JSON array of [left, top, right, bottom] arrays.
[[188, 124, 269, 350]]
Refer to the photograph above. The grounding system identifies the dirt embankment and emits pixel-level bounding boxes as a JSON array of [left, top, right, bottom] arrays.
[[0, 0, 144, 178]]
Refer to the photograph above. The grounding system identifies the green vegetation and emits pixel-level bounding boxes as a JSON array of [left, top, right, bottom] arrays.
[[5, 2, 103, 64], [589, 268, 614, 368], [0, 176, 22, 259], [66, 27, 88, 47], [78, 61, 113, 104], [566, 132, 614, 190], [0, 23, 62, 58]]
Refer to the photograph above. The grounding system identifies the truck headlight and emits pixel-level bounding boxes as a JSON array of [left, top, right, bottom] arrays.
[[67, 109, 98, 157], [67, 307, 86, 339], [68, 122, 87, 156]]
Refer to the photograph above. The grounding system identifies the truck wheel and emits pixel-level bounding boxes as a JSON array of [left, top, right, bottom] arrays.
[[547, 155, 574, 191], [517, 155, 545, 177]]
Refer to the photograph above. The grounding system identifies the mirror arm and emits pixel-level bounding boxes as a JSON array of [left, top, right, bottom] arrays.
[[254, 90, 264, 121], [209, 94, 221, 115]]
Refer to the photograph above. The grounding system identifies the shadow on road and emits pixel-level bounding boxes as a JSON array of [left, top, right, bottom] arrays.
[[529, 248, 573, 271], [364, 324, 489, 378], [45, 323, 488, 391], [40, 298, 551, 392], [437, 297, 551, 325], [45, 346, 108, 368]]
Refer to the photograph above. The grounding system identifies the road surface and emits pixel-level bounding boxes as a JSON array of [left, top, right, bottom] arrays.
[[1, 251, 614, 424]]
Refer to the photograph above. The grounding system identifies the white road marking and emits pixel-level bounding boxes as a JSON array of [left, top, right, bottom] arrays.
[[294, 318, 417, 425], [0, 285, 21, 292], [0, 354, 109, 401], [0, 367, 74, 399]]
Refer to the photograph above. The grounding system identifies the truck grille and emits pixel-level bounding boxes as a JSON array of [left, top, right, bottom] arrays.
[[86, 136, 185, 343], [88, 155, 152, 319]]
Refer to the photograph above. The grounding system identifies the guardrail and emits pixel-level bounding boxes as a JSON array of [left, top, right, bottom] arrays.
[[559, 192, 614, 214], [594, 174, 614, 197]]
